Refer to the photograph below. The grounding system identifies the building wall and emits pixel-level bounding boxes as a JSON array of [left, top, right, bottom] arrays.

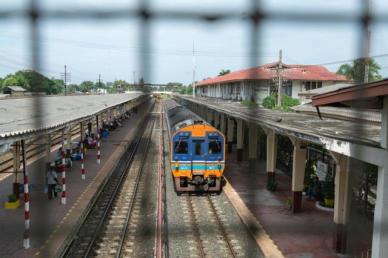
[[197, 79, 344, 104], [291, 80, 303, 99]]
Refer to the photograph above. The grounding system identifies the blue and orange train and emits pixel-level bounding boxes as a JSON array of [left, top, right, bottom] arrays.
[[165, 99, 225, 194]]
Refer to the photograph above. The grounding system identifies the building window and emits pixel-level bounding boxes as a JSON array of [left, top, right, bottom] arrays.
[[305, 81, 323, 91], [305, 81, 311, 90]]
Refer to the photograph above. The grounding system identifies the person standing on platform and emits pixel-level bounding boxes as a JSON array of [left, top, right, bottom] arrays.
[[47, 165, 58, 200]]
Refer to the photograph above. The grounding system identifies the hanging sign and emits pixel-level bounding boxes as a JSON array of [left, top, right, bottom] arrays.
[[316, 160, 328, 181]]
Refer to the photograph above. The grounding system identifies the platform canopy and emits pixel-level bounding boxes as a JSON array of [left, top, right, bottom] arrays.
[[0, 93, 144, 146]]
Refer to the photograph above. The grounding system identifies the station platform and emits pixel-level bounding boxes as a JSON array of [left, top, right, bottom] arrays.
[[0, 104, 149, 258], [225, 148, 339, 258]]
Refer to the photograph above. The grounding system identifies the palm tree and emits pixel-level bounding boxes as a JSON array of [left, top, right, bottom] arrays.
[[337, 58, 382, 83]]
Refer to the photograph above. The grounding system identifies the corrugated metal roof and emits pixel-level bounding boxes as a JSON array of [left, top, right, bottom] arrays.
[[176, 95, 381, 147], [0, 93, 144, 143], [298, 83, 355, 97], [291, 103, 381, 124], [196, 63, 348, 87], [4, 86, 27, 92]]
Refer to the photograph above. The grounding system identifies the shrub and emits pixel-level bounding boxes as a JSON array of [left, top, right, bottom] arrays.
[[262, 94, 300, 111], [282, 95, 300, 111], [241, 100, 258, 107], [262, 94, 276, 109], [323, 178, 335, 200], [8, 194, 17, 203]]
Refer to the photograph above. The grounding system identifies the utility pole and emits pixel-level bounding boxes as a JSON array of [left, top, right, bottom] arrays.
[[364, 29, 371, 83], [64, 65, 67, 96], [98, 74, 101, 94], [277, 49, 283, 107], [133, 71, 136, 90], [61, 65, 71, 96], [192, 40, 196, 98]]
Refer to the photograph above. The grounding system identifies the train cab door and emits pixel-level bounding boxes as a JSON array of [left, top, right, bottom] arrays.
[[191, 139, 206, 173]]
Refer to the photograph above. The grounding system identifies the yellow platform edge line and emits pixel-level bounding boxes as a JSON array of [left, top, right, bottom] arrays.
[[223, 178, 285, 258]]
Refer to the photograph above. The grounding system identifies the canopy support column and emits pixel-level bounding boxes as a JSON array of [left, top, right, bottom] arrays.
[[227, 117, 234, 153], [291, 138, 306, 213], [236, 119, 244, 162]]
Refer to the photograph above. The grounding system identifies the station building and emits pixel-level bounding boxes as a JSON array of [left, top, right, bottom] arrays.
[[177, 78, 388, 257], [195, 62, 348, 104]]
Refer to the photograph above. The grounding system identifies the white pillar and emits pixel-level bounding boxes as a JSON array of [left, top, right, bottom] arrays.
[[227, 117, 234, 153], [248, 123, 258, 160], [331, 153, 350, 253], [236, 119, 244, 161], [266, 129, 277, 188], [291, 139, 306, 213], [220, 114, 226, 135]]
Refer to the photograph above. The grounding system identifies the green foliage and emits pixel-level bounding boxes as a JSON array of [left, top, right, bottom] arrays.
[[241, 100, 258, 107], [8, 194, 17, 203], [218, 69, 231, 76], [262, 94, 300, 111], [1, 70, 64, 95], [156, 82, 192, 95], [185, 85, 193, 95], [262, 94, 276, 109], [323, 178, 335, 200], [304, 159, 316, 188], [79, 80, 95, 93], [282, 95, 300, 111], [66, 84, 80, 94], [337, 58, 382, 83]]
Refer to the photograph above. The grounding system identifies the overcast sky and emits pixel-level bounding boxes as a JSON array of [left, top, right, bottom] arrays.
[[0, 0, 388, 85]]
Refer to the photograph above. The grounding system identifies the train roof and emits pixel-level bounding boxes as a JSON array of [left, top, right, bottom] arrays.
[[165, 99, 206, 132]]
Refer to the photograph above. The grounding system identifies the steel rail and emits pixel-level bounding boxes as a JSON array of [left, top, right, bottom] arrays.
[[83, 117, 155, 257], [62, 111, 152, 257], [207, 195, 237, 258], [154, 103, 165, 258], [186, 195, 207, 258], [116, 116, 156, 257]]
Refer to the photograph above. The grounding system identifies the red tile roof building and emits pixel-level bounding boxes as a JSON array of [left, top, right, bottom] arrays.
[[195, 62, 348, 103]]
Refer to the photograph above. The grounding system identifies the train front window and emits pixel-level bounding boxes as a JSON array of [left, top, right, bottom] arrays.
[[174, 141, 188, 154], [208, 140, 222, 154], [194, 141, 202, 155]]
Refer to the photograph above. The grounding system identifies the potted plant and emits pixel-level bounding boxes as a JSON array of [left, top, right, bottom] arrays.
[[4, 194, 20, 209], [323, 178, 335, 208]]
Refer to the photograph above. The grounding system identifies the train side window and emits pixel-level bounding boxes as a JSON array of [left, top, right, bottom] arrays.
[[174, 141, 188, 154], [208, 140, 222, 154]]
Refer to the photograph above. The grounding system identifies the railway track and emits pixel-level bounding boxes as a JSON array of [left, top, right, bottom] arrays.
[[63, 113, 156, 257], [182, 194, 240, 258]]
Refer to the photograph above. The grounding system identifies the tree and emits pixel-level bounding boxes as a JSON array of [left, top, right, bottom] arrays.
[[337, 58, 382, 83], [2, 73, 26, 87], [1, 70, 64, 94], [48, 79, 64, 95], [186, 85, 193, 95], [112, 80, 129, 93], [218, 69, 231, 76], [79, 81, 95, 93], [67, 84, 80, 94]]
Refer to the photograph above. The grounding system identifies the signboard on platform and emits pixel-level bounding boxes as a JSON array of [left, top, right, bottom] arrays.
[[316, 161, 328, 181]]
